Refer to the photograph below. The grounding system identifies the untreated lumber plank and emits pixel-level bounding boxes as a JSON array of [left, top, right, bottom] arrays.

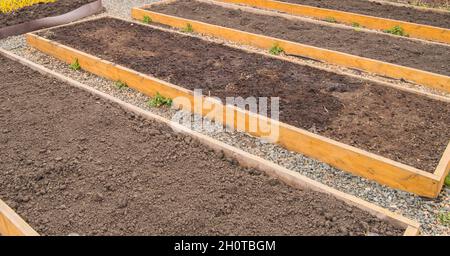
[[131, 5, 450, 94], [215, 0, 450, 44], [26, 31, 447, 198], [0, 48, 420, 236], [0, 199, 39, 236]]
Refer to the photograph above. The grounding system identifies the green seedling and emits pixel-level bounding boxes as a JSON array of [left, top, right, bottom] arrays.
[[438, 212, 450, 226], [384, 25, 409, 37], [323, 16, 337, 23], [147, 92, 173, 108], [181, 23, 194, 33], [115, 80, 128, 90], [445, 174, 450, 187], [143, 15, 152, 24], [269, 43, 284, 55], [352, 22, 360, 28], [69, 59, 81, 71]]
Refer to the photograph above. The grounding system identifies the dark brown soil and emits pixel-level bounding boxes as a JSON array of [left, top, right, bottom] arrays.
[[0, 0, 96, 29], [0, 55, 403, 236], [279, 0, 450, 28], [149, 0, 450, 76], [40, 18, 450, 173]]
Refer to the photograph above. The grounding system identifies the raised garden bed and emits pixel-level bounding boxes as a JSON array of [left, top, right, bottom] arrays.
[[0, 0, 103, 39], [215, 0, 450, 44], [27, 17, 450, 197], [132, 0, 450, 94], [0, 50, 420, 236]]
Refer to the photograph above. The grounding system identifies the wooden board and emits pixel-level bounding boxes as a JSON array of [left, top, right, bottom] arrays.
[[131, 4, 450, 94], [0, 48, 421, 236], [26, 29, 449, 198], [0, 199, 39, 236], [215, 0, 450, 44]]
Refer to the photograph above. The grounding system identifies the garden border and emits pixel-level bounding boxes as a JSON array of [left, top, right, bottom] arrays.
[[25, 18, 450, 198], [214, 0, 450, 44], [131, 0, 450, 94], [0, 0, 103, 39], [0, 48, 420, 236]]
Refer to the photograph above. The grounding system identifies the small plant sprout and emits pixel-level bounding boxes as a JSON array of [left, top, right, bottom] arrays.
[[269, 43, 284, 55], [147, 92, 173, 108], [384, 25, 409, 37], [143, 15, 152, 24], [69, 58, 81, 71], [115, 80, 128, 90], [323, 17, 337, 23], [438, 212, 450, 226], [352, 22, 360, 28], [445, 174, 450, 187], [181, 23, 194, 33]]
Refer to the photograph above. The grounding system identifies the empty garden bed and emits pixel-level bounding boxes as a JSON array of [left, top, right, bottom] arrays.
[[146, 0, 450, 77], [34, 17, 450, 173], [0, 53, 411, 236], [28, 17, 450, 197]]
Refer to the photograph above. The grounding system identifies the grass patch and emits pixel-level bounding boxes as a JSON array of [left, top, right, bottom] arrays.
[[181, 23, 194, 33], [323, 17, 337, 23], [143, 15, 152, 24], [69, 59, 81, 71], [438, 212, 450, 226], [115, 80, 128, 90], [0, 0, 56, 13], [147, 92, 173, 108], [384, 25, 409, 37], [269, 43, 284, 55]]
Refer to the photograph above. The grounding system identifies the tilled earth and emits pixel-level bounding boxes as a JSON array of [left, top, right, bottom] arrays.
[[0, 55, 404, 235], [0, 0, 96, 29], [148, 0, 450, 76], [40, 17, 450, 173]]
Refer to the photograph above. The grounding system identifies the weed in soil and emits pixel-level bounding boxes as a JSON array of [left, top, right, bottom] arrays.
[[143, 15, 152, 24], [269, 43, 284, 55], [148, 92, 173, 108], [445, 174, 450, 187], [438, 212, 450, 226], [323, 17, 337, 23], [384, 25, 409, 37], [181, 23, 194, 33], [69, 58, 81, 71], [115, 80, 128, 90]]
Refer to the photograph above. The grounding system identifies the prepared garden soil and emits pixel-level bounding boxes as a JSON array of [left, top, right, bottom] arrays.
[[0, 55, 403, 236], [148, 0, 450, 76], [279, 0, 450, 29], [0, 0, 96, 29], [40, 18, 450, 173]]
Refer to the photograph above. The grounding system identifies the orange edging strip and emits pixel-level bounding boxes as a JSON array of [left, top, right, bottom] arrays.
[[216, 0, 450, 45], [26, 27, 449, 198], [0, 48, 421, 236], [131, 5, 450, 94]]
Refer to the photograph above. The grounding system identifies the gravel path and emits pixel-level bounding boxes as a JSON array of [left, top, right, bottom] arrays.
[[0, 0, 449, 235]]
